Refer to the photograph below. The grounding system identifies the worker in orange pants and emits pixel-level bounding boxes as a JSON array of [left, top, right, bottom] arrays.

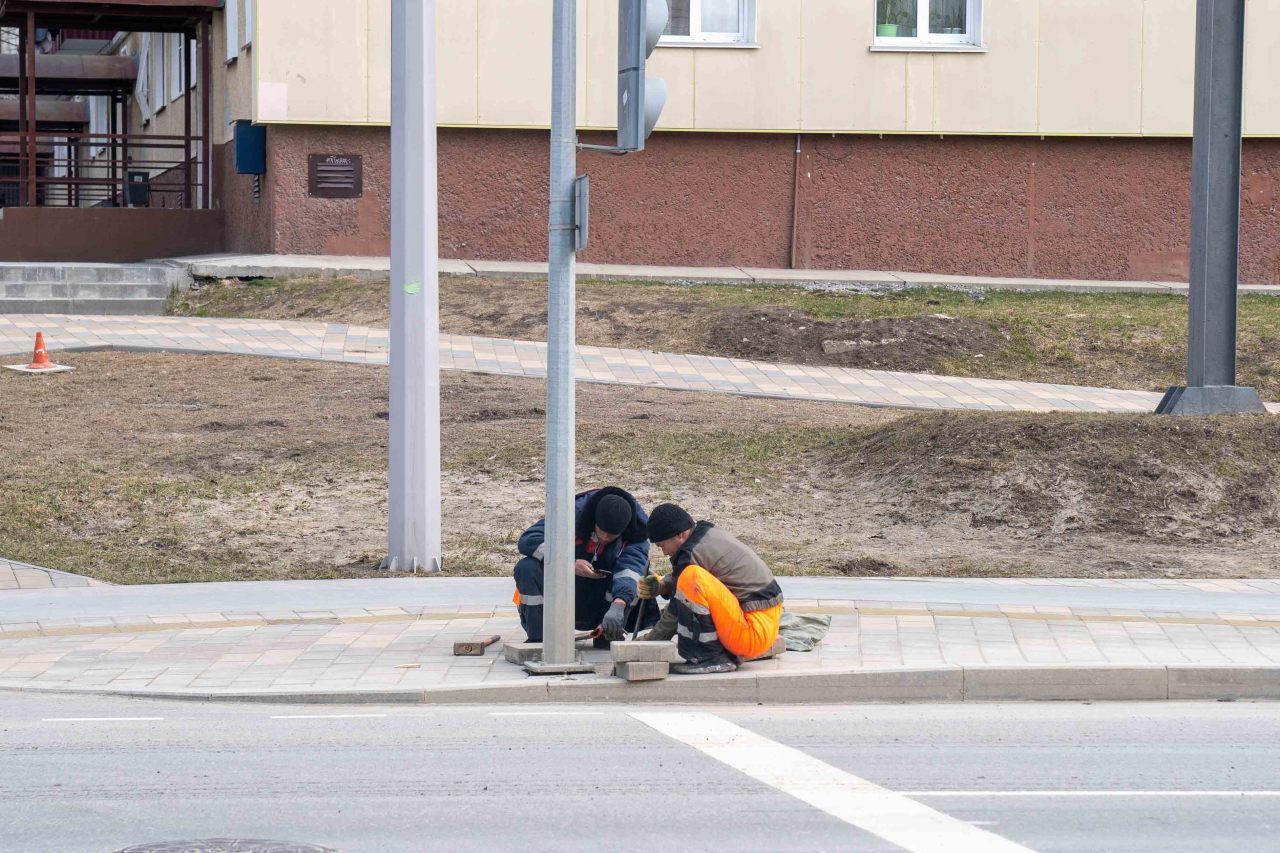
[[640, 503, 784, 674]]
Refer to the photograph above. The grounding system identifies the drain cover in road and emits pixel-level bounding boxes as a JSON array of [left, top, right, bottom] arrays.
[[116, 842, 335, 853]]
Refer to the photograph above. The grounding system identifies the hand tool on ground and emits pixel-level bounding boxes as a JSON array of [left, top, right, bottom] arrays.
[[631, 598, 648, 642], [453, 635, 501, 656]]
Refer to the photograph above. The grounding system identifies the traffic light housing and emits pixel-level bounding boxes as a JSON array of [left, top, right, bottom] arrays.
[[618, 0, 668, 152]]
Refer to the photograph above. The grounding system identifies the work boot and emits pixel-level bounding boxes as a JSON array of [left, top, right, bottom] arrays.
[[671, 660, 738, 675]]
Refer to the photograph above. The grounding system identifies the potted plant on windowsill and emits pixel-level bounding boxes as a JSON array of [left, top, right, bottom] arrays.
[[876, 0, 910, 37]]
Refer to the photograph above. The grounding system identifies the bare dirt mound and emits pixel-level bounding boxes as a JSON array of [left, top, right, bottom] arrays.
[[705, 308, 1005, 370], [827, 413, 1280, 543]]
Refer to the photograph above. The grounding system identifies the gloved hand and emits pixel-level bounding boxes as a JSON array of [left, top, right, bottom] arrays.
[[637, 574, 665, 600], [600, 600, 628, 640]]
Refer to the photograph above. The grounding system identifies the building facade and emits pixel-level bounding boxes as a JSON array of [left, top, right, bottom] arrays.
[[104, 1, 1280, 280]]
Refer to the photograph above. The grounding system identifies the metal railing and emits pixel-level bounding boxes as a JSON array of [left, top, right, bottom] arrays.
[[0, 129, 205, 209]]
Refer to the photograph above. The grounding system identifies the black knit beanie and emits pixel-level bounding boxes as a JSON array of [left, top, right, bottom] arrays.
[[594, 494, 634, 535], [647, 503, 695, 543]]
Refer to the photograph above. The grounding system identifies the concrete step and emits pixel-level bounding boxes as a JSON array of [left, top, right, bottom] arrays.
[[0, 297, 169, 316], [0, 263, 169, 285], [0, 282, 171, 300]]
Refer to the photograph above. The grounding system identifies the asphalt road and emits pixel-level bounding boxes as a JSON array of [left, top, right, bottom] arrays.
[[2, 695, 1278, 853]]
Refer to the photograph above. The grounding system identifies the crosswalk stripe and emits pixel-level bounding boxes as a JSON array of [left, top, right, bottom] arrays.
[[631, 711, 1037, 853]]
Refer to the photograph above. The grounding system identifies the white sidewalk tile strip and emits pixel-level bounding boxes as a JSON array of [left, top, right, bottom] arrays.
[[630, 712, 1037, 852], [5, 314, 1274, 414]]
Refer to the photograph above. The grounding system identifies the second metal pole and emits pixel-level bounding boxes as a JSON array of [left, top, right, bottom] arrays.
[[385, 0, 443, 574], [543, 0, 578, 667], [1187, 0, 1245, 388]]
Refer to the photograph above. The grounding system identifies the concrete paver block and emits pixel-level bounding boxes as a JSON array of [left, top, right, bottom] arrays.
[[502, 642, 542, 665], [610, 641, 681, 663], [963, 665, 1169, 702], [616, 661, 670, 682], [1167, 666, 1280, 700], [745, 637, 788, 662]]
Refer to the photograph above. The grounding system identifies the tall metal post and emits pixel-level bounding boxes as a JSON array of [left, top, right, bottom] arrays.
[[383, 0, 443, 574], [23, 12, 37, 206], [1156, 0, 1265, 415], [542, 0, 579, 668], [16, 20, 27, 206]]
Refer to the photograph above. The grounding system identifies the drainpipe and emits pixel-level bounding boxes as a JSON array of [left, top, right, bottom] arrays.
[[789, 134, 802, 269]]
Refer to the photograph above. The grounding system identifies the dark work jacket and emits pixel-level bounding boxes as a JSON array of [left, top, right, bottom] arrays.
[[517, 487, 650, 605]]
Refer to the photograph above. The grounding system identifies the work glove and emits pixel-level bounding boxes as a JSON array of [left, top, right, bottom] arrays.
[[637, 574, 665, 600], [600, 600, 628, 641]]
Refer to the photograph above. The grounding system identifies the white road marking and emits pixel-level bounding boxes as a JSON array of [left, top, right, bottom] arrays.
[[489, 711, 606, 717], [907, 791, 1280, 798], [269, 714, 388, 720], [631, 712, 1036, 853], [42, 717, 164, 723]]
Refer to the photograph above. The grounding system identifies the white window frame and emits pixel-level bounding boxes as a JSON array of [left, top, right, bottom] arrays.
[[224, 0, 239, 63], [242, 0, 254, 49], [150, 32, 167, 114], [872, 0, 984, 51], [167, 33, 183, 103], [659, 0, 758, 48]]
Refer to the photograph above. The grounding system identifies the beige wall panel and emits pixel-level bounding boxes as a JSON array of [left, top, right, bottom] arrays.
[[256, 0, 369, 122], [1244, 0, 1280, 134], [934, 0, 1038, 133], [650, 47, 697, 129], [585, 0, 617, 128], [437, 0, 480, 125], [1140, 0, 1194, 135], [906, 53, 935, 132], [1038, 0, 1143, 134], [577, 2, 590, 123], [800, 0, 906, 132], [693, 0, 801, 130], [367, 0, 392, 124], [477, 0, 551, 126]]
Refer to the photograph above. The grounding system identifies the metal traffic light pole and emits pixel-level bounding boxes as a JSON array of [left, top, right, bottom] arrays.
[[534, 1, 668, 672], [1157, 0, 1266, 415], [384, 0, 444, 574], [539, 0, 584, 670]]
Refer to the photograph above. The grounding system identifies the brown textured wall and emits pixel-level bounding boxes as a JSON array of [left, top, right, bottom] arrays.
[[438, 129, 795, 267], [217, 140, 275, 255], [802, 135, 1279, 284], [266, 125, 391, 256], [244, 126, 1280, 284]]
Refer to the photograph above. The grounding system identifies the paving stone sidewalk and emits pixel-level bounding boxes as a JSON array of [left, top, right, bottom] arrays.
[[0, 558, 105, 591], [7, 314, 1273, 415], [173, 253, 1280, 296], [2, 580, 1279, 702]]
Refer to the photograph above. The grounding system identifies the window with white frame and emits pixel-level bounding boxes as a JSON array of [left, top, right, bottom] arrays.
[[167, 33, 182, 103], [224, 0, 239, 63], [242, 0, 254, 49], [875, 0, 982, 48], [662, 0, 757, 46], [150, 33, 166, 113]]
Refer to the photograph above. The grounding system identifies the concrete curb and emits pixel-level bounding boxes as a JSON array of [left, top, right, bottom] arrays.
[[168, 256, 1280, 296], [4, 665, 1277, 706]]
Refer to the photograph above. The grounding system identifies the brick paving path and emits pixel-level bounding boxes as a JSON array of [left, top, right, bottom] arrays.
[[9, 314, 1272, 415], [2, 591, 1278, 696], [0, 558, 105, 591]]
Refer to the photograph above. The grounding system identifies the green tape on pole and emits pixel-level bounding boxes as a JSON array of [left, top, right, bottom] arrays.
[[404, 281, 423, 295]]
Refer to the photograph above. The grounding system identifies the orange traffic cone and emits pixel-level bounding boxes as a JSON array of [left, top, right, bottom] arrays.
[[26, 332, 54, 370]]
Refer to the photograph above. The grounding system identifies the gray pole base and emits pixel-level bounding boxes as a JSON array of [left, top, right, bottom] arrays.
[[1156, 385, 1268, 415], [523, 658, 596, 676]]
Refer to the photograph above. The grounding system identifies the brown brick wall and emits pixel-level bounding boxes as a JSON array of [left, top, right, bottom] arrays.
[[231, 126, 1280, 285]]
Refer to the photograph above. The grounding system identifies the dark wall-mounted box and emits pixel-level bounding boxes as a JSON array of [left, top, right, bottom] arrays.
[[234, 121, 267, 175]]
